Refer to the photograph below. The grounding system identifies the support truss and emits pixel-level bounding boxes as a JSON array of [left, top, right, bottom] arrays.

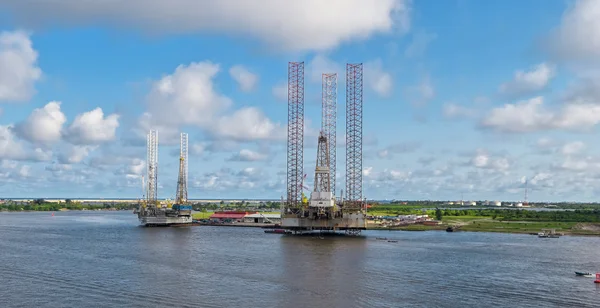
[[345, 64, 363, 208], [322, 73, 337, 194], [286, 62, 305, 211]]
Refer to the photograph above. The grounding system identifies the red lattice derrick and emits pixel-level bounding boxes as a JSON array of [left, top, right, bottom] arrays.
[[345, 64, 363, 208], [286, 62, 305, 211]]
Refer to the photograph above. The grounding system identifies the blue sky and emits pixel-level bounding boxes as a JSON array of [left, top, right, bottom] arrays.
[[1, 0, 600, 202]]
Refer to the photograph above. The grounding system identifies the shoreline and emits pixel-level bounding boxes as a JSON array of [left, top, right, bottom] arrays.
[[184, 222, 600, 237]]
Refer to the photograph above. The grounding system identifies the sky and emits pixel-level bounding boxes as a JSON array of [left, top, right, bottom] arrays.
[[1, 0, 600, 202]]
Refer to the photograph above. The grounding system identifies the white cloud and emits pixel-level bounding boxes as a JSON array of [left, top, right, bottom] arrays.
[[229, 65, 258, 92], [2, 0, 411, 52], [145, 61, 232, 128], [138, 61, 284, 144], [227, 149, 268, 162], [480, 96, 600, 133], [210, 107, 284, 141], [0, 125, 27, 160], [0, 30, 41, 101], [404, 31, 437, 58], [470, 150, 510, 172], [65, 107, 120, 145], [499, 63, 555, 96], [549, 0, 600, 63], [58, 145, 98, 164], [13, 101, 66, 144], [364, 59, 393, 98]]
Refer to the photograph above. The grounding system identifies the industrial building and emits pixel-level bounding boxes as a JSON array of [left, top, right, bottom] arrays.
[[243, 213, 281, 224]]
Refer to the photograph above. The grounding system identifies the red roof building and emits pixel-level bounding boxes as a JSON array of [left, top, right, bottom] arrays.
[[209, 211, 256, 220]]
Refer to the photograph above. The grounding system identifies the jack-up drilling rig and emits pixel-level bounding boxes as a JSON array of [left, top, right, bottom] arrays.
[[280, 63, 367, 235], [136, 131, 192, 226]]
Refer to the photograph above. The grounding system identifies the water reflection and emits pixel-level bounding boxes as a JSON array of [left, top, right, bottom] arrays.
[[278, 234, 368, 308]]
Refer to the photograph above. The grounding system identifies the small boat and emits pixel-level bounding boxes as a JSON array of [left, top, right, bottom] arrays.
[[538, 232, 548, 238], [575, 271, 592, 277], [376, 237, 388, 240], [387, 240, 398, 243]]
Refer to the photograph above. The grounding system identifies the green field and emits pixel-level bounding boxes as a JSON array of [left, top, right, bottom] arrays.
[[372, 215, 600, 235]]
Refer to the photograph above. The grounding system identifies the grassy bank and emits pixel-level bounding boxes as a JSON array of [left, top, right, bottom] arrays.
[[374, 215, 600, 236]]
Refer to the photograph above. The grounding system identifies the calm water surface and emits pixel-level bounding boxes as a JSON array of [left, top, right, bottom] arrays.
[[1, 211, 599, 307]]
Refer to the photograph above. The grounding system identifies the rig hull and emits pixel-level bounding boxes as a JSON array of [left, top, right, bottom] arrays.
[[139, 215, 192, 226], [281, 212, 366, 231]]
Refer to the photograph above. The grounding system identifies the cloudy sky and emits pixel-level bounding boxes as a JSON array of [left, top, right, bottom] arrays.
[[1, 0, 600, 202]]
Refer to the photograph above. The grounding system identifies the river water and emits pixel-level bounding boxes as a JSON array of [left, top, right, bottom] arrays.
[[0, 211, 599, 308]]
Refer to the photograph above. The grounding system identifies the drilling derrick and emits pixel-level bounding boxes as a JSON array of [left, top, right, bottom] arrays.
[[285, 62, 305, 215], [345, 63, 364, 212], [172, 133, 192, 216]]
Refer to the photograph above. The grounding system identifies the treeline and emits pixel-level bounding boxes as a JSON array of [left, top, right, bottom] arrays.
[[0, 200, 137, 212], [436, 208, 600, 223]]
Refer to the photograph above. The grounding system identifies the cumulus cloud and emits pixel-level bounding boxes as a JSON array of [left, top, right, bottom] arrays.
[[13, 101, 66, 144], [137, 61, 283, 144], [0, 125, 27, 160], [470, 150, 510, 173], [145, 61, 231, 127], [499, 63, 555, 97], [210, 107, 284, 141], [0, 30, 42, 101], [1, 0, 411, 52], [227, 149, 268, 162], [58, 145, 98, 164], [480, 96, 600, 133], [548, 0, 600, 63], [229, 65, 258, 92], [65, 107, 120, 145]]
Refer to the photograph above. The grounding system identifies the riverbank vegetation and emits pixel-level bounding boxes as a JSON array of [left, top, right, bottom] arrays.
[[0, 199, 136, 212]]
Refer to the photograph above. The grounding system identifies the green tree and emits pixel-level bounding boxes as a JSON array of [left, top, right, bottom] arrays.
[[435, 208, 443, 221]]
